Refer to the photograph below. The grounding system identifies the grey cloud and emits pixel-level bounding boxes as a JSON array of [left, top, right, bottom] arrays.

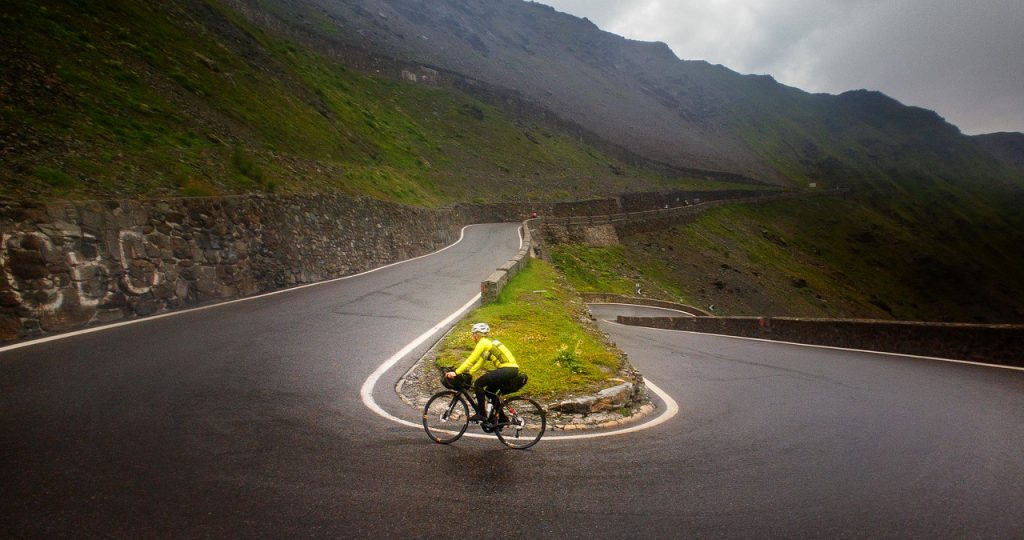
[[540, 0, 1024, 134]]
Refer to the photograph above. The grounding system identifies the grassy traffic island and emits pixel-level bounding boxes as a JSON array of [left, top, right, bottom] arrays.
[[397, 258, 653, 430]]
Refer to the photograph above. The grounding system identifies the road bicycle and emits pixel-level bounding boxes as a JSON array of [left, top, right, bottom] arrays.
[[422, 370, 546, 449]]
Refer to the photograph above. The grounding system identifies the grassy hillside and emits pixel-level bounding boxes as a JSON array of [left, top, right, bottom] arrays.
[[257, 0, 1024, 195], [1, 0, 737, 204], [5, 1, 1018, 206], [3, 1, 1022, 323], [552, 194, 1024, 323]]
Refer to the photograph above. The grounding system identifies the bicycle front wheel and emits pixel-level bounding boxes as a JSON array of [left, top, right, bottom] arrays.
[[496, 397, 546, 449], [423, 390, 470, 444]]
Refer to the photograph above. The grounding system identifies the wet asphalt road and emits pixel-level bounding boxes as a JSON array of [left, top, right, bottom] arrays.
[[3, 223, 1024, 538]]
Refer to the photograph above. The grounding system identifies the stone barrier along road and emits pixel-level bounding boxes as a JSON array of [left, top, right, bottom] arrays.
[[5, 224, 1024, 537], [580, 292, 710, 316], [0, 194, 466, 340], [0, 195, 552, 341], [539, 190, 843, 243], [0, 188, 824, 341], [617, 315, 1024, 368], [480, 218, 538, 303]]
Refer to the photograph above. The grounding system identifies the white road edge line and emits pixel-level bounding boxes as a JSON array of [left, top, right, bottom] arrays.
[[610, 321, 1024, 372], [360, 293, 481, 432], [589, 302, 696, 317], [359, 304, 680, 439], [543, 378, 678, 440], [0, 225, 479, 353], [361, 227, 682, 440]]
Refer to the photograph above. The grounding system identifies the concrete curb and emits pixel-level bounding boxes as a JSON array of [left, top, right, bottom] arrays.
[[395, 326, 655, 431], [617, 315, 1024, 368], [480, 218, 539, 303]]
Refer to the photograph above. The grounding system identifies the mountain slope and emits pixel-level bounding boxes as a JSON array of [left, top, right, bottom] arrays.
[[225, 0, 787, 181], [2, 0, 749, 204], [5, 0, 1020, 202], [2, 0, 1022, 321], [230, 0, 1022, 194], [973, 132, 1024, 172], [552, 195, 1024, 323]]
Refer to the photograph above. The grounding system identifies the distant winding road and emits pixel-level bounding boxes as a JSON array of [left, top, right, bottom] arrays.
[[2, 223, 1023, 537]]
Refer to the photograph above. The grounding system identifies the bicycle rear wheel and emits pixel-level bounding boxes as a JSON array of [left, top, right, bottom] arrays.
[[423, 390, 470, 444], [495, 397, 546, 449]]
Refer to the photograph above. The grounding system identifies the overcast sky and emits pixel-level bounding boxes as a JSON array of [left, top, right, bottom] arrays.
[[539, 0, 1024, 135]]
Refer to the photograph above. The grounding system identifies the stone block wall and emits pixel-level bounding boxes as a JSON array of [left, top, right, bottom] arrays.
[[550, 198, 621, 217], [1, 197, 263, 338], [617, 189, 785, 212], [617, 315, 1024, 368], [0, 188, 836, 342], [538, 192, 806, 246], [0, 194, 533, 341], [480, 217, 538, 304]]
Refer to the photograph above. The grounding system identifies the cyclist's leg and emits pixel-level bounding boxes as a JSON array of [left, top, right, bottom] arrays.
[[497, 367, 519, 421], [475, 368, 518, 414], [472, 374, 493, 416]]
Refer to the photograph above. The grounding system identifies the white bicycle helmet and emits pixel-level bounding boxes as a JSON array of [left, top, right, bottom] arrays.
[[471, 322, 490, 335]]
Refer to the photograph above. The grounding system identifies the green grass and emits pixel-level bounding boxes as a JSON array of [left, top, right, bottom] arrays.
[[549, 194, 1024, 323], [32, 166, 76, 189], [432, 259, 622, 400], [550, 244, 687, 302], [4, 1, 1021, 328], [231, 146, 263, 183], [3, 0, 728, 205]]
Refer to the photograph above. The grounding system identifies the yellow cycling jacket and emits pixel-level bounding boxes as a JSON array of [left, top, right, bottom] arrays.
[[454, 336, 518, 375]]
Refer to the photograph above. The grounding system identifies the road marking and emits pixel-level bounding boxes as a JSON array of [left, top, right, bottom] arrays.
[[361, 228, 683, 440], [0, 225, 478, 353], [589, 302, 697, 317], [542, 378, 678, 440], [361, 314, 680, 439], [360, 294, 481, 431], [360, 321, 679, 438], [609, 320, 1024, 372]]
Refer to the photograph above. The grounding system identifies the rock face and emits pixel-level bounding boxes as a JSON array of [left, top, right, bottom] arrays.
[[253, 0, 785, 182], [548, 382, 636, 414], [0, 188, 784, 341], [0, 194, 537, 341], [397, 326, 653, 431]]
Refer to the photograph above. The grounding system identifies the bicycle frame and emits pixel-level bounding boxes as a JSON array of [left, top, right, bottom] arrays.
[[446, 383, 511, 430], [425, 373, 544, 448]]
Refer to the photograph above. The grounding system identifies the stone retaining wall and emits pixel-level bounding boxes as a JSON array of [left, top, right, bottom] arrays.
[[617, 315, 1024, 368], [617, 189, 788, 213], [0, 195, 431, 339], [0, 194, 555, 341], [540, 192, 811, 243], [0, 189, 833, 342], [480, 218, 538, 304]]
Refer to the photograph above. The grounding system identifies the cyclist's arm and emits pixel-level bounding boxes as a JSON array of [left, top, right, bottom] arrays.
[[454, 338, 490, 375]]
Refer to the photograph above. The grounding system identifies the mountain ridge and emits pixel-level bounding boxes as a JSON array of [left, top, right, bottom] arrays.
[[973, 132, 1024, 172], [235, 0, 1018, 193], [2, 0, 1023, 322]]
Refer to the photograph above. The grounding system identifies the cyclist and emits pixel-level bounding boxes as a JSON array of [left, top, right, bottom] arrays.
[[446, 322, 519, 422]]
